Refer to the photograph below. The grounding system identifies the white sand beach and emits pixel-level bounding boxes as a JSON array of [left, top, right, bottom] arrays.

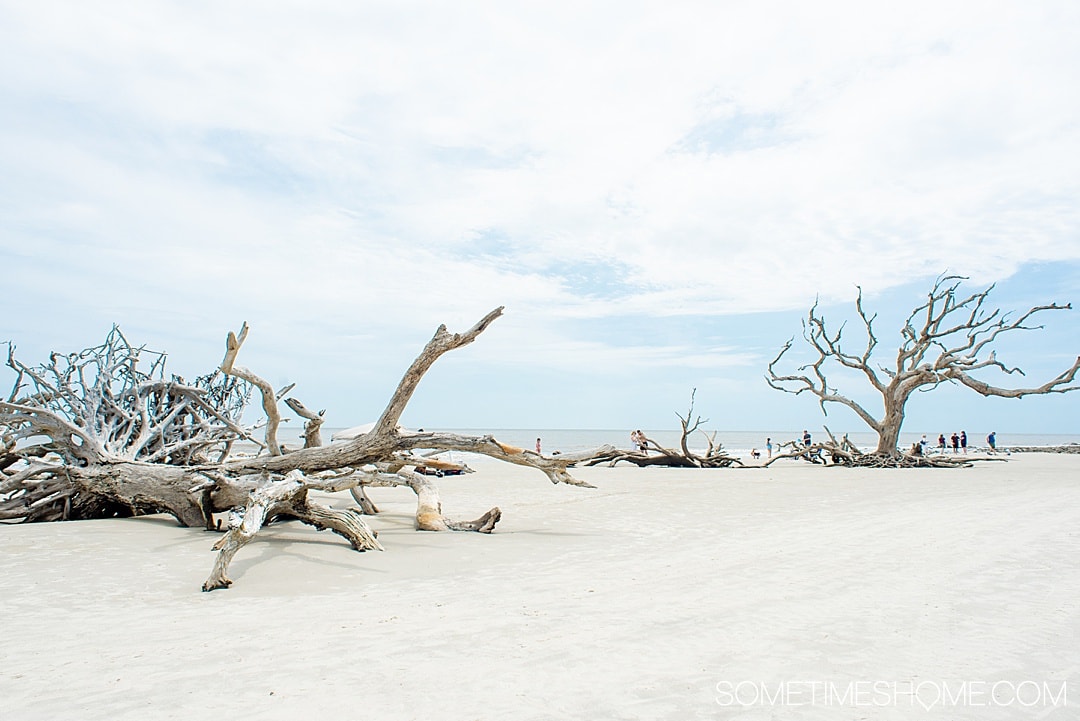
[[1, 452, 1077, 720]]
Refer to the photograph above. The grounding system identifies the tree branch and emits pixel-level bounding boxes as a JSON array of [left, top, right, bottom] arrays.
[[219, 322, 283, 456], [373, 307, 504, 436]]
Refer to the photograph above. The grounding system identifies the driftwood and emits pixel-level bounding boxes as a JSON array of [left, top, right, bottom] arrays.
[[1002, 445, 1080, 454], [585, 390, 742, 468], [1, 309, 609, 591], [767, 274, 1079, 458], [762, 426, 1006, 469], [283, 397, 324, 449]]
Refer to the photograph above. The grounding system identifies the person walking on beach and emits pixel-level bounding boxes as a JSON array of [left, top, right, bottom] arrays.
[[987, 431, 997, 452], [960, 431, 968, 454], [950, 432, 960, 453], [766, 437, 773, 458]]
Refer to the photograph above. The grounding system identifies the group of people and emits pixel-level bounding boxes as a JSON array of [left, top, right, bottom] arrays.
[[629, 429, 648, 452], [917, 430, 998, 455], [777, 427, 993, 455]]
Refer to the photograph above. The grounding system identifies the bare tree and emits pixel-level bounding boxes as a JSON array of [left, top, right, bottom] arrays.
[[766, 275, 1080, 458], [1, 309, 613, 590]]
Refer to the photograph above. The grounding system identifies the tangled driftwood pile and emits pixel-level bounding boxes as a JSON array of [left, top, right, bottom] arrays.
[[1, 309, 611, 590]]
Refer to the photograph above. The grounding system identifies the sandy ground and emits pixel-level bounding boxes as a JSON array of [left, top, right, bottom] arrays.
[[1, 452, 1078, 720]]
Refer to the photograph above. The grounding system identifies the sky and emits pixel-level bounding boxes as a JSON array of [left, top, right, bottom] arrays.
[[2, 1, 1079, 437]]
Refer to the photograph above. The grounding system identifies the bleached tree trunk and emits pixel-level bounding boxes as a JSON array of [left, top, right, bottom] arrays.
[[874, 384, 912, 456], [67, 465, 207, 527]]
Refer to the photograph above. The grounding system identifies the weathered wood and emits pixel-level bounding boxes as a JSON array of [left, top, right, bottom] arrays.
[[2, 309, 603, 591], [284, 397, 325, 449], [767, 274, 1079, 458], [585, 391, 741, 469], [395, 469, 499, 532], [760, 428, 1005, 469], [202, 470, 382, 591], [350, 485, 380, 514], [220, 323, 283, 456]]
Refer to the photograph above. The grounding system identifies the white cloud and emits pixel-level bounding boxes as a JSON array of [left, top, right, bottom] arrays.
[[2, 0, 1079, 429]]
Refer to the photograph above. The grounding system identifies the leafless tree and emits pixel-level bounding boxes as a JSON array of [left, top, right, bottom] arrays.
[[767, 275, 1080, 458]]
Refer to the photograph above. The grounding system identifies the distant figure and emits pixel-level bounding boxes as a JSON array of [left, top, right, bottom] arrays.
[[987, 431, 997, 452], [751, 448, 761, 459], [951, 432, 960, 453], [911, 442, 922, 456], [535, 437, 542, 454], [630, 429, 648, 452], [920, 435, 928, 455], [938, 434, 947, 452], [766, 437, 773, 458], [802, 430, 812, 447], [960, 431, 967, 454]]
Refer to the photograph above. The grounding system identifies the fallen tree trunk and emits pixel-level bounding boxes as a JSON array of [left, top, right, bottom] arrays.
[[761, 427, 1005, 469], [584, 390, 741, 468], [2, 309, 607, 591]]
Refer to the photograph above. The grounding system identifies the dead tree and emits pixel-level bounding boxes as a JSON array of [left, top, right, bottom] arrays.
[[767, 275, 1080, 458], [1, 308, 611, 591], [586, 390, 742, 468], [763, 426, 982, 469]]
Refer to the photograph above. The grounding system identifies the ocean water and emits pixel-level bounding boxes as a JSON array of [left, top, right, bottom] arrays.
[[307, 427, 1079, 458]]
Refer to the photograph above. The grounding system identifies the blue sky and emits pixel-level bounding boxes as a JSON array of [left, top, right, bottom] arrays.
[[2, 1, 1078, 436]]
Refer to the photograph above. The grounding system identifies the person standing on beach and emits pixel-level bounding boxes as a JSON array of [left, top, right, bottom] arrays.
[[535, 437, 542, 454], [766, 437, 773, 458], [803, 430, 812, 447], [938, 434, 947, 452], [960, 431, 967, 453], [951, 432, 960, 453], [987, 431, 997, 452]]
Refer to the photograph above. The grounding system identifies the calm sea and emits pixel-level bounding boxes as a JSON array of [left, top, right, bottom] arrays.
[[307, 428, 1078, 457]]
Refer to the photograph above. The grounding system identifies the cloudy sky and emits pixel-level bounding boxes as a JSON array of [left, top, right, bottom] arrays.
[[2, 1, 1078, 437]]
